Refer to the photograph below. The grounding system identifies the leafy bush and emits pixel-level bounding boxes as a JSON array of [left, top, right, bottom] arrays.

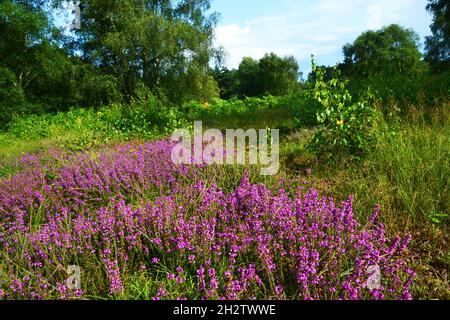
[[308, 59, 381, 161], [182, 96, 289, 120], [281, 92, 320, 128], [348, 71, 450, 113], [2, 99, 191, 155]]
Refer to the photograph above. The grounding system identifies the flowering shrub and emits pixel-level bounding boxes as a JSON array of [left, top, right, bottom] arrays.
[[309, 59, 381, 161], [0, 141, 415, 300]]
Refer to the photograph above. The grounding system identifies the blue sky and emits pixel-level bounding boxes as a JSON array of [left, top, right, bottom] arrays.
[[210, 0, 432, 75]]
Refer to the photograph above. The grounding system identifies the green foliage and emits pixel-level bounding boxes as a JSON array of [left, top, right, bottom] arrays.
[[348, 70, 450, 113], [0, 1, 50, 69], [0, 93, 300, 158], [182, 95, 288, 119], [343, 24, 424, 79], [258, 53, 300, 96], [237, 57, 261, 97], [74, 68, 122, 107], [308, 58, 381, 161], [306, 65, 335, 84], [0, 1, 56, 116], [0, 67, 31, 127], [0, 0, 123, 127], [0, 0, 219, 127], [425, 0, 450, 72], [0, 1, 70, 109], [0, 99, 191, 156], [283, 92, 320, 128], [68, 0, 219, 104], [215, 53, 300, 98], [211, 67, 240, 99]]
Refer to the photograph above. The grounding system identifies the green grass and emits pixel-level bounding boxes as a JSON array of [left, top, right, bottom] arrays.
[[280, 105, 450, 299], [348, 120, 449, 226], [0, 99, 448, 299], [344, 109, 449, 299]]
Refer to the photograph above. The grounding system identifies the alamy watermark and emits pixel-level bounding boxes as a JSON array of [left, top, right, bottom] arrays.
[[367, 4, 382, 30], [171, 121, 280, 176], [67, 265, 81, 290], [366, 265, 381, 290], [65, 1, 81, 30]]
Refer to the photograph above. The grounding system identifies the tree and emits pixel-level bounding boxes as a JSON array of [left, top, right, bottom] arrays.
[[307, 65, 335, 84], [0, 0, 53, 91], [343, 24, 423, 79], [236, 53, 300, 97], [62, 0, 219, 104], [212, 67, 240, 99], [0, 0, 71, 115], [425, 0, 450, 73], [0, 66, 29, 127], [0, 0, 120, 117], [258, 53, 299, 96], [237, 57, 261, 97]]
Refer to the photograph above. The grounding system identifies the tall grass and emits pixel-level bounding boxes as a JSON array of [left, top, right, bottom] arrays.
[[330, 105, 450, 298], [280, 104, 449, 299], [345, 106, 449, 227], [0, 94, 448, 299]]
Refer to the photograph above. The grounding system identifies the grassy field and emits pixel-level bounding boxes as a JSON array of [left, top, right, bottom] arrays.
[[279, 107, 450, 299], [206, 104, 449, 298], [0, 100, 448, 300]]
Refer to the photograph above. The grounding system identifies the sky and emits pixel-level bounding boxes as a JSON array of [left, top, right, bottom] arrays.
[[210, 0, 432, 76]]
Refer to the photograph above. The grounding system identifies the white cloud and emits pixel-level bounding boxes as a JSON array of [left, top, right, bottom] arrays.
[[215, 17, 344, 69], [214, 0, 430, 71]]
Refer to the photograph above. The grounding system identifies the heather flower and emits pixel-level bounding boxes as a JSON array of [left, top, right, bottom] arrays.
[[176, 266, 184, 274], [167, 273, 176, 281], [0, 140, 415, 300], [152, 285, 168, 300]]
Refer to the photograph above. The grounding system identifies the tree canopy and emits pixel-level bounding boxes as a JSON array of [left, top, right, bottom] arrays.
[[65, 0, 220, 103], [0, 1, 447, 129], [214, 53, 300, 98], [258, 53, 299, 96], [343, 24, 423, 79], [0, 0, 220, 122], [425, 0, 450, 72]]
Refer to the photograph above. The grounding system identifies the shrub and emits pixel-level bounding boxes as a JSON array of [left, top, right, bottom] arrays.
[[348, 71, 450, 113], [3, 99, 191, 152], [281, 92, 320, 128], [0, 67, 36, 129], [308, 59, 381, 161], [182, 96, 291, 120]]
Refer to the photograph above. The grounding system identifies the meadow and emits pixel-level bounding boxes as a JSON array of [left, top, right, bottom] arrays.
[[1, 0, 449, 302], [0, 82, 448, 299]]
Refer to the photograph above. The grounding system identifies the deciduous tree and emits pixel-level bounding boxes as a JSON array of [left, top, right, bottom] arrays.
[[63, 0, 219, 103], [343, 24, 423, 79], [424, 0, 450, 73]]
